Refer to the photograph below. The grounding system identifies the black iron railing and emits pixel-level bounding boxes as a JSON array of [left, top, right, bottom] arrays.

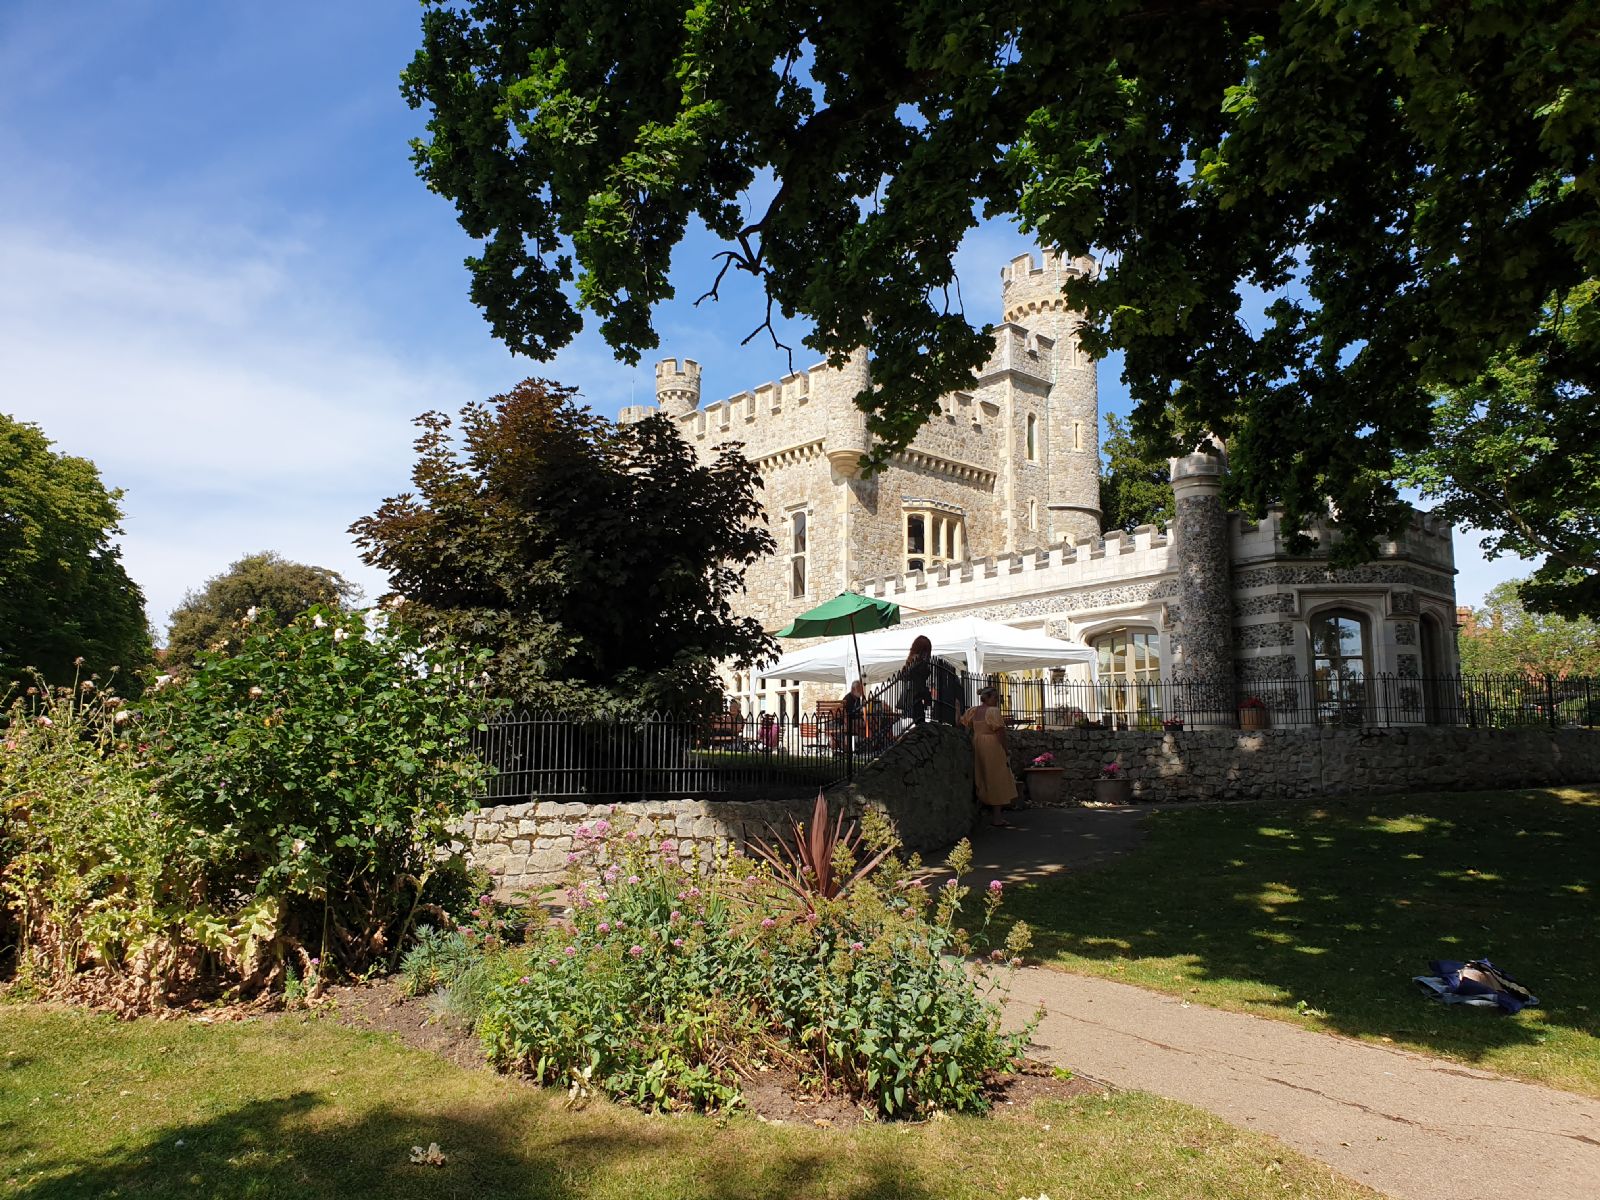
[[966, 672, 1600, 731], [474, 711, 857, 802]]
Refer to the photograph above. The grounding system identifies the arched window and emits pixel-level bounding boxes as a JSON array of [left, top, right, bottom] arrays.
[[1310, 609, 1369, 725], [1025, 413, 1038, 461], [1093, 626, 1161, 725]]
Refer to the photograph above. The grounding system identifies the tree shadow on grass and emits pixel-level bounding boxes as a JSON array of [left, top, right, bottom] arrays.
[[12, 1087, 937, 1200], [1000, 788, 1600, 1071]]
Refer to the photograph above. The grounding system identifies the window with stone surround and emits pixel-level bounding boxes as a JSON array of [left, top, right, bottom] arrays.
[[1093, 627, 1161, 725], [789, 508, 808, 598], [1309, 609, 1369, 725], [903, 503, 964, 573], [1028, 498, 1039, 532], [1026, 413, 1038, 461]]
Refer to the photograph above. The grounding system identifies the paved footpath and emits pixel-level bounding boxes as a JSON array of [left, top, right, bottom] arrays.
[[976, 806, 1600, 1200]]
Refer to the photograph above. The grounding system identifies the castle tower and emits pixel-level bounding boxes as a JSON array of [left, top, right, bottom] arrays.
[[813, 348, 871, 478], [1170, 450, 1235, 722], [654, 358, 702, 418], [1000, 250, 1101, 542]]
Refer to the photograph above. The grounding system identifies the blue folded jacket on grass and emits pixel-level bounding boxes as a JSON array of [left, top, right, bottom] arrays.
[[1413, 959, 1539, 1013]]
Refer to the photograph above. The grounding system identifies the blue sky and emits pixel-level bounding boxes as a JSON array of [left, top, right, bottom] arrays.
[[0, 2, 1529, 637]]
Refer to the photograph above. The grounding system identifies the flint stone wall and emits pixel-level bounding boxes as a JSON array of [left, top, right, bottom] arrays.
[[461, 723, 976, 896], [1008, 725, 1600, 804]]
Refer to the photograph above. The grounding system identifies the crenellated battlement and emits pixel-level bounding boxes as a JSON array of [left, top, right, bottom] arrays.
[[855, 524, 1175, 607], [1000, 249, 1097, 326]]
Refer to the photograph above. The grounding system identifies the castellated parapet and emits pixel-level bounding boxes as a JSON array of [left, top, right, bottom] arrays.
[[655, 358, 702, 416], [999, 249, 1097, 325]]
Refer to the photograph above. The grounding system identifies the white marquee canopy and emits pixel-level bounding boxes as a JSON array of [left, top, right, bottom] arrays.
[[755, 615, 1098, 685]]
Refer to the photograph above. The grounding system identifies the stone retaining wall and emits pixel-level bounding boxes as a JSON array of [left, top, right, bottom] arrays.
[[461, 723, 976, 896], [1007, 725, 1600, 804]]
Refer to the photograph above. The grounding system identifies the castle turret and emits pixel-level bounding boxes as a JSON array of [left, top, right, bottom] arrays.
[[654, 358, 702, 418], [1001, 250, 1101, 542], [1170, 450, 1235, 723], [814, 348, 871, 477]]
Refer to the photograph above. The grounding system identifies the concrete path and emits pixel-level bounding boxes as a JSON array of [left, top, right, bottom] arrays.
[[980, 805, 1600, 1200]]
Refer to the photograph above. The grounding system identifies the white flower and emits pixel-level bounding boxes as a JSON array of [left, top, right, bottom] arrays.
[[155, 674, 172, 690], [114, 710, 131, 725], [312, 613, 327, 628], [292, 838, 307, 855], [332, 626, 349, 642], [248, 686, 264, 699], [244, 606, 258, 621]]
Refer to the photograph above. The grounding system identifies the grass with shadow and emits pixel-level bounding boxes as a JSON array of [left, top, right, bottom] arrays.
[[0, 1004, 1375, 1200], [997, 786, 1600, 1096]]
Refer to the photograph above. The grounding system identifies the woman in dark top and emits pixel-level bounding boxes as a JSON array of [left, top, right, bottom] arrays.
[[899, 634, 935, 726]]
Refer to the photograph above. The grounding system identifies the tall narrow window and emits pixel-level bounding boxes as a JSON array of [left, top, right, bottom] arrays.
[[1093, 627, 1162, 726], [1310, 610, 1369, 725], [1072, 421, 1083, 451], [789, 510, 808, 598], [1026, 413, 1037, 461], [906, 513, 926, 572], [1028, 498, 1039, 532]]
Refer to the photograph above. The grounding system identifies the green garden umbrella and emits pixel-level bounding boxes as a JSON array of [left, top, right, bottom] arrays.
[[776, 591, 901, 682]]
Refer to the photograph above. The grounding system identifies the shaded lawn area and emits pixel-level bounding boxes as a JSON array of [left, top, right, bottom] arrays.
[[0, 1007, 1375, 1200], [997, 786, 1600, 1097]]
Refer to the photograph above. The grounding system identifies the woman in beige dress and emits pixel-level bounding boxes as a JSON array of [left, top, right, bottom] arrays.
[[960, 686, 1018, 826]]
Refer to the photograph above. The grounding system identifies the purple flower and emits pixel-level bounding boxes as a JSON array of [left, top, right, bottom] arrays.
[[760, 917, 776, 929], [629, 944, 644, 957]]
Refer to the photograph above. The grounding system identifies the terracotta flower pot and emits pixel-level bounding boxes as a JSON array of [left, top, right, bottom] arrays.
[[1024, 767, 1065, 806], [1239, 706, 1270, 731]]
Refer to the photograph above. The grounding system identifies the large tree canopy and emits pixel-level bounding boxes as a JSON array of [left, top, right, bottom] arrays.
[[1099, 413, 1176, 534], [0, 414, 151, 688], [1403, 282, 1599, 619], [165, 551, 361, 668], [1459, 579, 1600, 678], [350, 378, 774, 714], [404, 0, 1598, 587]]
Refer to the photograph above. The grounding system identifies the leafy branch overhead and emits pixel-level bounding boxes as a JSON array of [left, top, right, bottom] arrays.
[[404, 0, 1599, 593]]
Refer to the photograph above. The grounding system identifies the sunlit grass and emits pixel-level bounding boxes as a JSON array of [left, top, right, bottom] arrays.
[[999, 786, 1600, 1097], [0, 1007, 1376, 1200]]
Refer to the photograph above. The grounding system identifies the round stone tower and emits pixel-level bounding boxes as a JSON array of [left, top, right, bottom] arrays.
[[1170, 451, 1235, 723], [1000, 250, 1101, 542], [815, 348, 872, 477], [654, 358, 702, 418]]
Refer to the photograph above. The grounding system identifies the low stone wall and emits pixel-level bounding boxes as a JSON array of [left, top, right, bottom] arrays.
[[461, 723, 976, 896], [1007, 725, 1600, 804]]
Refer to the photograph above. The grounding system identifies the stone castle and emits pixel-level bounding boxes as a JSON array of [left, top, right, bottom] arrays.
[[620, 250, 1460, 722]]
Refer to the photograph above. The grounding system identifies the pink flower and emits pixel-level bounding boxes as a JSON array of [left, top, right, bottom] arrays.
[[597, 922, 610, 934], [670, 910, 681, 922], [988, 879, 1004, 893], [849, 941, 864, 953], [625, 830, 639, 841], [760, 917, 776, 929], [627, 875, 640, 884], [659, 839, 677, 856], [563, 945, 576, 957], [519, 975, 532, 985], [672, 937, 685, 947], [629, 944, 644, 957], [566, 852, 580, 864], [594, 818, 611, 835]]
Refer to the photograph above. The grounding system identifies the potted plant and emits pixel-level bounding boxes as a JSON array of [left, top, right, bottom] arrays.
[[1162, 716, 1185, 733], [1238, 694, 1270, 731], [1024, 751, 1066, 806], [1094, 761, 1132, 804]]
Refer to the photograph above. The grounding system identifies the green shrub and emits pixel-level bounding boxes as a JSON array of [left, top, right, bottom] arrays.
[[0, 672, 238, 1006], [137, 607, 499, 987], [473, 812, 1034, 1118]]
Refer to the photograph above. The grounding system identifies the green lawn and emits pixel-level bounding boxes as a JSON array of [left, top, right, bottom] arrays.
[[0, 1006, 1374, 1200], [998, 786, 1600, 1096]]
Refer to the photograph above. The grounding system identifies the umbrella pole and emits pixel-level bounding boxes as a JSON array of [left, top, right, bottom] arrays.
[[849, 613, 864, 684]]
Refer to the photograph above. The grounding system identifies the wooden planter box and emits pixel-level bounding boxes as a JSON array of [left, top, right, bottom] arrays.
[[1239, 706, 1271, 731]]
